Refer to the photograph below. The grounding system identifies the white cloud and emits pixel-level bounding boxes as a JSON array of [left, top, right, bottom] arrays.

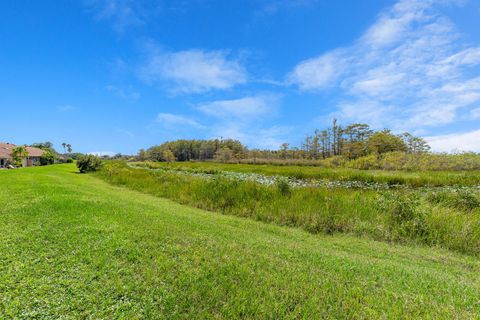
[[195, 95, 285, 148], [471, 107, 480, 119], [88, 151, 117, 157], [361, 0, 431, 48], [212, 123, 291, 149], [156, 113, 204, 129], [85, 0, 159, 32], [289, 0, 480, 131], [427, 130, 480, 152], [197, 96, 276, 120], [288, 51, 347, 90], [441, 47, 480, 67], [141, 48, 247, 94]]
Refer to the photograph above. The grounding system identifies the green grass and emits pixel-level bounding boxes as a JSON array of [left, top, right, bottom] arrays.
[[135, 161, 480, 187], [1, 164, 480, 318], [99, 162, 480, 255]]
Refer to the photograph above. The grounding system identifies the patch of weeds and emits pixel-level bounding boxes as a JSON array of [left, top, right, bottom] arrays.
[[377, 191, 429, 241], [426, 189, 480, 212]]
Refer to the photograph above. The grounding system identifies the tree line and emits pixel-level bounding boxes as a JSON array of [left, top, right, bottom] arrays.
[[138, 139, 246, 162], [138, 120, 431, 162]]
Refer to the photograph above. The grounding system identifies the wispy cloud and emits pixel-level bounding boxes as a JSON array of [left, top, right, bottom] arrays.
[[196, 95, 286, 149], [156, 113, 204, 129], [288, 50, 347, 90], [289, 0, 480, 131], [84, 0, 160, 33], [471, 107, 480, 119], [140, 46, 248, 94], [197, 95, 276, 120], [427, 129, 480, 152], [212, 124, 291, 149]]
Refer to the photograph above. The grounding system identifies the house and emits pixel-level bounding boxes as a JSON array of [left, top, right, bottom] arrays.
[[0, 142, 44, 168]]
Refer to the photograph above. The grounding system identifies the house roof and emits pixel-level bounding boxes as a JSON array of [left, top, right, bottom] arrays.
[[0, 142, 44, 159], [26, 146, 44, 157], [0, 143, 15, 159]]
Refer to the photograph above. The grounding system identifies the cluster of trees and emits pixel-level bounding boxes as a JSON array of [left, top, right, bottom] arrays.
[[29, 141, 75, 165], [137, 120, 431, 163], [139, 139, 246, 162], [244, 121, 430, 162], [30, 142, 59, 165], [296, 120, 430, 160]]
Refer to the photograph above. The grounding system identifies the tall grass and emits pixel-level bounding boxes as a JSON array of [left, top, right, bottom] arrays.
[[98, 162, 480, 255], [222, 152, 480, 171], [134, 161, 480, 187]]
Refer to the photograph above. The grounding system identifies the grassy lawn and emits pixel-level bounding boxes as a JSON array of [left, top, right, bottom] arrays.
[[99, 162, 480, 255], [1, 164, 480, 318]]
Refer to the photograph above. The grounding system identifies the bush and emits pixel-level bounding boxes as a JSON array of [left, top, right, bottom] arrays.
[[66, 158, 74, 163], [40, 150, 56, 166], [77, 155, 103, 173], [276, 178, 291, 196], [378, 152, 408, 170], [319, 156, 347, 168], [347, 154, 380, 170]]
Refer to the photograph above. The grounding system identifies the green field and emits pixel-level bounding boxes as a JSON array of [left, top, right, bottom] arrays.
[[100, 161, 480, 255], [1, 164, 480, 318]]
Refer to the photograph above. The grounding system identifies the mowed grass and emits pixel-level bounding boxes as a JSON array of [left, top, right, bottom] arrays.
[[136, 161, 480, 187], [99, 162, 480, 255], [1, 165, 480, 318]]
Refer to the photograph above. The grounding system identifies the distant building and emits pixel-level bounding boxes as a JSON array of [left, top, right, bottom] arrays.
[[0, 142, 44, 168]]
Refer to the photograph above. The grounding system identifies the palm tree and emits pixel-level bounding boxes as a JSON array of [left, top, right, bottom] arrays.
[[61, 142, 67, 154], [66, 144, 72, 153], [12, 145, 29, 167]]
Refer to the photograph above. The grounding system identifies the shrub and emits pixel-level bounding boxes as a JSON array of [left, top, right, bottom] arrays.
[[40, 150, 56, 165], [347, 154, 380, 170], [378, 152, 408, 170], [162, 150, 176, 162], [276, 178, 291, 196], [320, 156, 347, 168], [66, 158, 74, 163], [77, 155, 103, 173]]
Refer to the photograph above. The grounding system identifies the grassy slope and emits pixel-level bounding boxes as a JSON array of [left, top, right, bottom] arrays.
[[0, 165, 479, 318], [98, 162, 480, 255], [137, 161, 480, 187]]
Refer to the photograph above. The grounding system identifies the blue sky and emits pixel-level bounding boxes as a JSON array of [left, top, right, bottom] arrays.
[[1, 0, 480, 155]]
